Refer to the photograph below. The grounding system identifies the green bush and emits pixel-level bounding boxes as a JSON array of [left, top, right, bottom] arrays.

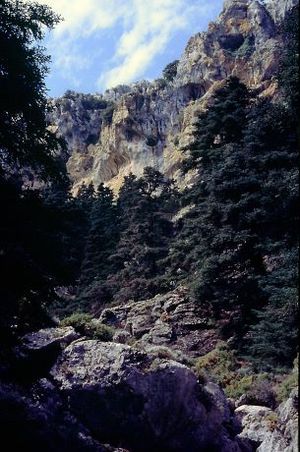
[[86, 323, 114, 341], [194, 342, 275, 400], [194, 342, 237, 386], [60, 313, 114, 341], [61, 313, 93, 333], [275, 355, 298, 402]]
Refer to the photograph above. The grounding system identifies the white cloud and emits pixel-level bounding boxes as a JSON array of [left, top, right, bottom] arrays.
[[36, 0, 219, 91]]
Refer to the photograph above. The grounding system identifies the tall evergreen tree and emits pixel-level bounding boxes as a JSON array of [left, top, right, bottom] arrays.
[[167, 77, 266, 342], [76, 184, 119, 311], [0, 0, 63, 179], [107, 168, 176, 304], [0, 0, 65, 339]]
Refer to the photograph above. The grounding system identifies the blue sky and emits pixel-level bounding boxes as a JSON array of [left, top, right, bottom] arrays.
[[37, 0, 224, 97]]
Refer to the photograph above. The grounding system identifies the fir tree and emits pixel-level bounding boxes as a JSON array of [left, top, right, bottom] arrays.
[[168, 77, 266, 342], [76, 184, 119, 311], [107, 168, 175, 303]]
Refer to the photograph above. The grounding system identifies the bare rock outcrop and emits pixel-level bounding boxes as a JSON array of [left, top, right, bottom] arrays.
[[99, 287, 219, 358], [235, 388, 299, 451], [48, 0, 296, 193]]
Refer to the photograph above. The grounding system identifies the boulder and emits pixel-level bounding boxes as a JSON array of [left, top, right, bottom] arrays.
[[0, 379, 116, 452], [21, 326, 79, 351], [257, 388, 298, 452], [235, 388, 299, 451], [51, 340, 244, 452], [235, 405, 275, 444], [15, 327, 80, 379]]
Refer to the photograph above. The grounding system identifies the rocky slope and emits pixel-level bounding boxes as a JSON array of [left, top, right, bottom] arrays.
[[2, 325, 248, 452], [2, 301, 297, 452], [49, 0, 297, 193]]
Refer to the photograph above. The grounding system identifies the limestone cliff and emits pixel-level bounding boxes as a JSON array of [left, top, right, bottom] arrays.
[[49, 0, 297, 193]]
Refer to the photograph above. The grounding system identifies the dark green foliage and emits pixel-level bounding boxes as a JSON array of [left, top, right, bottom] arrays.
[[247, 250, 298, 371], [0, 177, 56, 338], [60, 313, 114, 341], [278, 5, 299, 112], [169, 79, 262, 324], [0, 1, 71, 340], [162, 60, 179, 82], [167, 72, 298, 367], [76, 184, 119, 310], [42, 181, 93, 285], [0, 0, 63, 180], [106, 168, 177, 304], [235, 35, 255, 58], [183, 76, 249, 171]]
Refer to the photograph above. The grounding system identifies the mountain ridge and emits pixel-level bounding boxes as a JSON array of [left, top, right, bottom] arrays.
[[49, 0, 297, 193]]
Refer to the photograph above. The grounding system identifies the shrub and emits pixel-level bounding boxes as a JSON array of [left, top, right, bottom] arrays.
[[162, 60, 179, 82], [275, 355, 298, 402], [194, 342, 276, 400], [194, 342, 237, 387], [85, 323, 114, 341], [235, 35, 255, 58], [61, 313, 93, 333], [60, 313, 114, 341]]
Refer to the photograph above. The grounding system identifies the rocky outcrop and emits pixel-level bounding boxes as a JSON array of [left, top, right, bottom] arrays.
[[49, 0, 296, 193], [99, 287, 219, 358], [2, 320, 298, 451], [51, 340, 244, 451], [21, 326, 79, 351], [13, 326, 80, 380], [235, 388, 299, 451]]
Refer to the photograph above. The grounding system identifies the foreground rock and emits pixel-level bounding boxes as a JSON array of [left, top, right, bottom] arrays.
[[51, 340, 245, 452], [21, 326, 79, 351], [235, 388, 298, 451], [0, 379, 125, 452], [13, 327, 80, 379]]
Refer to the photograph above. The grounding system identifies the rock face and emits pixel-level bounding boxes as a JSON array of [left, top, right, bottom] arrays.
[[235, 388, 299, 451], [51, 340, 243, 451], [49, 0, 296, 193], [99, 287, 219, 359]]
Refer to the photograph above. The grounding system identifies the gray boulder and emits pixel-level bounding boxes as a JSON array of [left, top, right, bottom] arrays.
[[21, 326, 79, 351], [235, 388, 298, 452], [51, 340, 245, 452], [15, 327, 80, 378]]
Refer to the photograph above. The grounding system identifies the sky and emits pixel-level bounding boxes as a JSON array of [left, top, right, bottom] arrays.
[[36, 0, 224, 97]]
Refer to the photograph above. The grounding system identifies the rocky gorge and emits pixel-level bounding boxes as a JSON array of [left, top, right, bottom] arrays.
[[1, 0, 298, 451]]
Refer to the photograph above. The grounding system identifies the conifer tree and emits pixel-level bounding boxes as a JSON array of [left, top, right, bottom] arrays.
[[76, 184, 119, 311], [168, 77, 266, 341], [107, 168, 175, 303]]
